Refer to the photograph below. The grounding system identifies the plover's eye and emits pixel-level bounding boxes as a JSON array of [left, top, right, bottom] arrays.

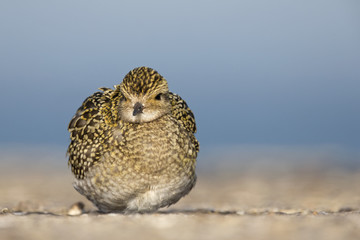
[[155, 93, 162, 100]]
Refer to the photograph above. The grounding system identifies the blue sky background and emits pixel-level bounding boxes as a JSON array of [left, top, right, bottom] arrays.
[[0, 1, 359, 165]]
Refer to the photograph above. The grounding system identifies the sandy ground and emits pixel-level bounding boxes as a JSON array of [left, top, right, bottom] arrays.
[[1, 153, 360, 240]]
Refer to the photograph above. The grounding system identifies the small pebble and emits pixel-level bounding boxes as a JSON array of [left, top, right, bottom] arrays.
[[278, 209, 302, 215], [1, 208, 9, 214], [338, 207, 354, 213], [67, 202, 85, 216]]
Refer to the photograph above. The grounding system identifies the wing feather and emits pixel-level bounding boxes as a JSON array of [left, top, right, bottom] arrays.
[[169, 92, 199, 152], [67, 89, 115, 179]]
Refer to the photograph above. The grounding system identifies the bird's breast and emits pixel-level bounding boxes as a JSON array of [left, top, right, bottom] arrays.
[[108, 114, 191, 175]]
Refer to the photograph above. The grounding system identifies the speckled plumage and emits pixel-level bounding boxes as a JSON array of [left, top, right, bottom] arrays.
[[67, 67, 199, 213]]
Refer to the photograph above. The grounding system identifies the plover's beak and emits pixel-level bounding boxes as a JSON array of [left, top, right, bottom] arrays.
[[133, 102, 144, 116]]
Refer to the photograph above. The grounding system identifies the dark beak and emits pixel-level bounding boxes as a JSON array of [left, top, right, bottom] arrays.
[[133, 102, 144, 116]]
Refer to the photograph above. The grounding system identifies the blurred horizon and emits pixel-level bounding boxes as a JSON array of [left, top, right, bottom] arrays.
[[1, 143, 359, 171], [0, 1, 359, 166]]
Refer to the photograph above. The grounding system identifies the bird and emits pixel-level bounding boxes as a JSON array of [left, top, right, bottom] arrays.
[[67, 66, 199, 213]]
